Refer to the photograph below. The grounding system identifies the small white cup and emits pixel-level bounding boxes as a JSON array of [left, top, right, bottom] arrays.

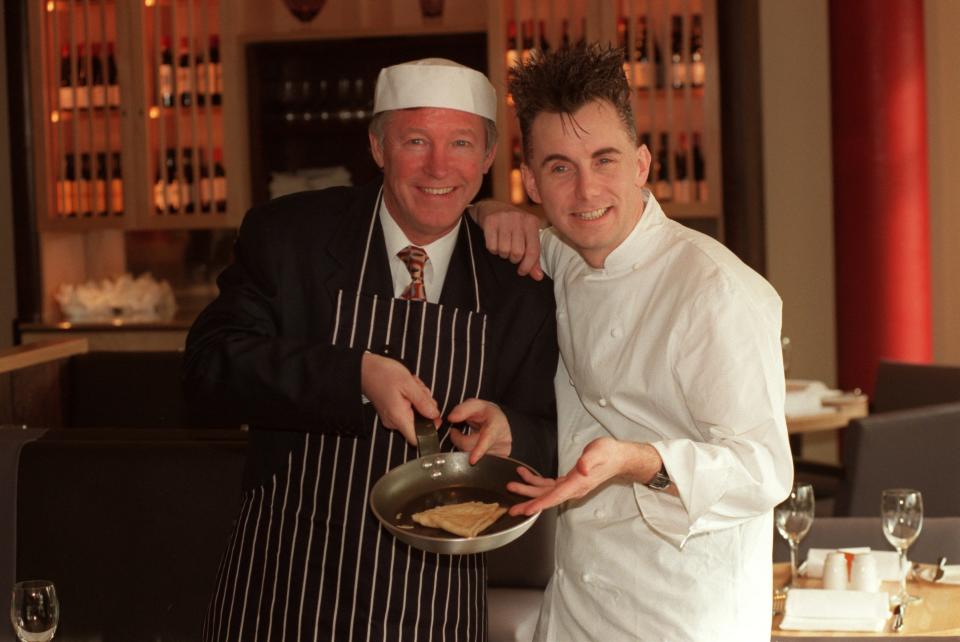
[[850, 552, 881, 592], [823, 551, 849, 590]]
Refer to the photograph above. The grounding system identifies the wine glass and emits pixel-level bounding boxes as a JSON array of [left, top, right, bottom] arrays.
[[775, 483, 815, 588], [882, 488, 923, 605], [10, 580, 59, 642]]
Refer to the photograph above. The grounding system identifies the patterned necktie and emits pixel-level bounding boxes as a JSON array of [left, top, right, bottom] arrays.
[[397, 245, 429, 301]]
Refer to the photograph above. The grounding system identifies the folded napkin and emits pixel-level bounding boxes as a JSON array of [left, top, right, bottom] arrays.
[[804, 548, 903, 581], [779, 588, 890, 632], [785, 380, 839, 417]]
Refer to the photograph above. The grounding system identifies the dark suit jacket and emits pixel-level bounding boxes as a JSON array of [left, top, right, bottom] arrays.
[[184, 182, 558, 486]]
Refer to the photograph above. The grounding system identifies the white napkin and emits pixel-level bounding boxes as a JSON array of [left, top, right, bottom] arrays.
[[785, 380, 839, 417], [804, 548, 903, 581], [941, 565, 960, 585], [779, 588, 890, 632]]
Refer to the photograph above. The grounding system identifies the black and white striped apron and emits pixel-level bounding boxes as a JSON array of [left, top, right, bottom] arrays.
[[204, 192, 492, 642]]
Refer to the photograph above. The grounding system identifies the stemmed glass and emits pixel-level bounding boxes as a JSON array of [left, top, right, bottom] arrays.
[[882, 488, 924, 605], [775, 483, 815, 588], [10, 580, 58, 641]]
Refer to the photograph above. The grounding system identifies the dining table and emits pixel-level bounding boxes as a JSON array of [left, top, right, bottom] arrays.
[[771, 562, 960, 638]]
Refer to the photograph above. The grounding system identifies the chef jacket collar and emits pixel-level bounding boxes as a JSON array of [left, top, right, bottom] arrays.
[[592, 188, 666, 273]]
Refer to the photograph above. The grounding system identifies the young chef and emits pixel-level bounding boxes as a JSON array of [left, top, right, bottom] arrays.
[[480, 43, 793, 640], [185, 58, 557, 641]]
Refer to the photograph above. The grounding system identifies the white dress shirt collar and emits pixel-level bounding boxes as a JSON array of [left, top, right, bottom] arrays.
[[379, 200, 461, 303]]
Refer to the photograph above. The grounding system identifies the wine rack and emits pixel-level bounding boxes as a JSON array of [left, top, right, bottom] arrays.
[[31, 0, 236, 231], [490, 0, 723, 237]]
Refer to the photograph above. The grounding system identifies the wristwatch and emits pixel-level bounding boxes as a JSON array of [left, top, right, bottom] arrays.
[[645, 463, 671, 490]]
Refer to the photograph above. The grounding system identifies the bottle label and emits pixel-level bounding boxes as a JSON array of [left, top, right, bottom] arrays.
[[75, 86, 90, 109], [59, 87, 74, 110], [200, 176, 212, 204], [214, 63, 223, 94], [108, 85, 121, 107], [111, 178, 123, 214], [91, 85, 106, 108], [94, 179, 107, 214], [77, 179, 91, 214], [165, 181, 182, 210], [153, 180, 165, 211], [177, 66, 192, 95], [62, 182, 76, 215], [213, 176, 226, 202], [196, 63, 208, 95], [691, 61, 706, 88], [634, 61, 652, 90], [160, 65, 174, 103]]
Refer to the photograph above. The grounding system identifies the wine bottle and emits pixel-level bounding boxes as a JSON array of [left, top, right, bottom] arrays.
[[509, 137, 524, 205], [181, 148, 195, 213], [213, 147, 227, 213], [538, 20, 550, 54], [209, 35, 222, 106], [110, 152, 123, 215], [159, 37, 175, 108], [75, 44, 89, 109], [195, 41, 207, 107], [178, 37, 193, 107], [670, 15, 687, 89], [506, 20, 519, 69], [166, 148, 181, 213], [91, 43, 105, 108], [58, 44, 73, 110], [107, 42, 120, 107], [693, 132, 707, 201], [655, 133, 673, 202], [560, 19, 571, 50], [198, 149, 212, 213], [618, 17, 631, 84], [690, 14, 705, 88], [521, 20, 534, 63], [673, 134, 691, 204], [633, 17, 652, 91], [94, 152, 108, 215], [78, 153, 93, 217], [57, 154, 76, 217]]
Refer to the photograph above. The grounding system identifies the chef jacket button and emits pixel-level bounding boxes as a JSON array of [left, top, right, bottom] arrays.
[[610, 327, 622, 338], [594, 509, 606, 519], [557, 311, 566, 319], [568, 378, 574, 386], [557, 567, 565, 577], [598, 397, 608, 407], [581, 572, 592, 583], [632, 262, 642, 271]]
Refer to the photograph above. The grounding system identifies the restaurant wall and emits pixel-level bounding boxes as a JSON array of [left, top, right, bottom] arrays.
[[0, 7, 16, 349], [925, 0, 960, 366], [759, 0, 837, 387]]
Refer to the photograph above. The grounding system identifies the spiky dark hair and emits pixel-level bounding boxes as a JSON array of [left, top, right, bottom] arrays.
[[508, 43, 637, 162]]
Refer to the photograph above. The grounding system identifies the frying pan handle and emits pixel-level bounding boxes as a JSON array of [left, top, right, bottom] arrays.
[[414, 411, 440, 456]]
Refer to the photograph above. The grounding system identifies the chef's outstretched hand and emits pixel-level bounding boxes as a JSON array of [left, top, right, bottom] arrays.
[[470, 200, 544, 281], [506, 438, 666, 516], [446, 399, 513, 464], [361, 352, 439, 446]]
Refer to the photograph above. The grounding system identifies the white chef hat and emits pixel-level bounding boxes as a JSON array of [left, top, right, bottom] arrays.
[[373, 58, 497, 122]]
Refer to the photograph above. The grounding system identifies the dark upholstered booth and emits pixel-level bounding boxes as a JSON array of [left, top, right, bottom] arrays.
[[7, 428, 247, 642], [872, 360, 960, 414]]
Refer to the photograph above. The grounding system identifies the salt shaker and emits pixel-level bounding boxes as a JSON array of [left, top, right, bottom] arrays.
[[850, 552, 880, 592], [823, 551, 849, 590]]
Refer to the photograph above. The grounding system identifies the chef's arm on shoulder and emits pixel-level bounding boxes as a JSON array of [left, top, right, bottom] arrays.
[[182, 206, 368, 436], [468, 200, 546, 281]]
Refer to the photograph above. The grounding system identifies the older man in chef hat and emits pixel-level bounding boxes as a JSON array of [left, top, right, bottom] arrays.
[[187, 58, 558, 642]]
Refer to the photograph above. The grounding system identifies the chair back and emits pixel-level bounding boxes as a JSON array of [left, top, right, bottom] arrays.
[[834, 402, 960, 517], [773, 516, 960, 565], [873, 360, 960, 413]]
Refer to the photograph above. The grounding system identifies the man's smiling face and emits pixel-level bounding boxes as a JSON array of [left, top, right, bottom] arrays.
[[522, 99, 651, 268], [371, 107, 495, 245]]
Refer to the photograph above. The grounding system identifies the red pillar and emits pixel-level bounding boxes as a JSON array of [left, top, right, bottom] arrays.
[[829, 0, 932, 395]]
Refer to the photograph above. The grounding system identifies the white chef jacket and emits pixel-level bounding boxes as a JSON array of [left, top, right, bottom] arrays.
[[534, 191, 793, 642]]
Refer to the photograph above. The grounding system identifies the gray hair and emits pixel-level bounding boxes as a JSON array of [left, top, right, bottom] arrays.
[[369, 110, 498, 155]]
